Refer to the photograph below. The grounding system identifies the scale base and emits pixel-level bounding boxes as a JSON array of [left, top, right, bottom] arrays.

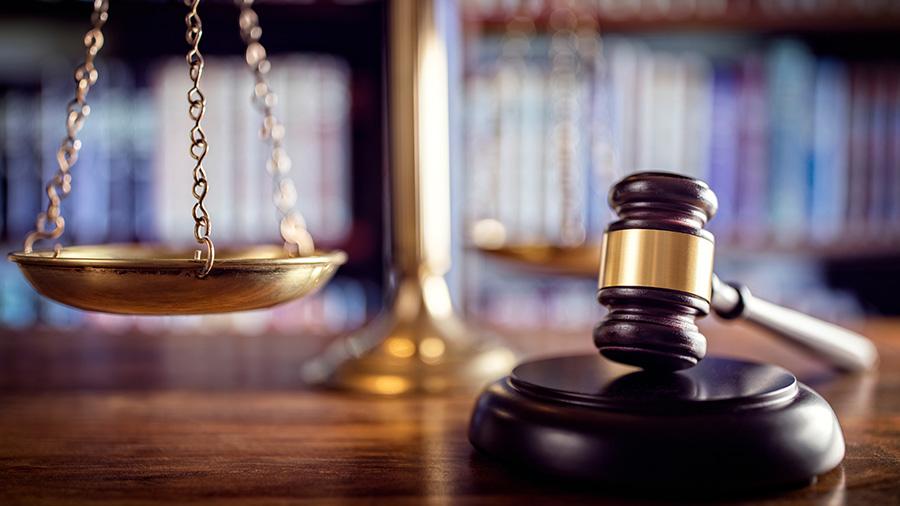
[[469, 354, 845, 491], [301, 272, 516, 395]]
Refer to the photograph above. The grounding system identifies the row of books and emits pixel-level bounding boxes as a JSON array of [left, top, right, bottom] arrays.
[[2, 55, 351, 246], [463, 35, 900, 249], [0, 54, 362, 332], [153, 56, 352, 246]]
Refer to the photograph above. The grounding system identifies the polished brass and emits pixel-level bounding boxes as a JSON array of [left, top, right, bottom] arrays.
[[301, 0, 515, 394], [300, 269, 516, 395], [598, 229, 715, 301], [471, 218, 601, 276], [24, 0, 108, 254], [9, 245, 345, 315], [476, 242, 602, 277]]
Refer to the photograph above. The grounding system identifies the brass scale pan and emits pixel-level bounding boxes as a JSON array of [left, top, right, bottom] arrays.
[[475, 243, 600, 277], [9, 246, 346, 315]]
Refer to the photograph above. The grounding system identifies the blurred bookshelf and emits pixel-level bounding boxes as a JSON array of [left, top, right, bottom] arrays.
[[1, 0, 898, 339], [459, 0, 900, 327], [0, 0, 387, 334]]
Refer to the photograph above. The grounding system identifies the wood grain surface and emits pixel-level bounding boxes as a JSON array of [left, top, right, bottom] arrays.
[[1, 318, 898, 505]]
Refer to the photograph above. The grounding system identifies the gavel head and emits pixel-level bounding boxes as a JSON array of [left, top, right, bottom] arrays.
[[594, 172, 718, 371]]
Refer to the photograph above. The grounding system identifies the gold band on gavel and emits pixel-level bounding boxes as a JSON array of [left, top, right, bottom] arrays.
[[598, 229, 714, 301]]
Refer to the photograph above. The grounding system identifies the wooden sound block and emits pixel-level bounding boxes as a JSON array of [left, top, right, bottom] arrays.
[[468, 355, 844, 492]]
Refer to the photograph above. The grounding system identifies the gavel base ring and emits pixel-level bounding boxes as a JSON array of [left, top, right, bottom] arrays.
[[469, 354, 844, 492]]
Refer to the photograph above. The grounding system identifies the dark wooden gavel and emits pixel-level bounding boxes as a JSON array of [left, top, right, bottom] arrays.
[[594, 172, 878, 372]]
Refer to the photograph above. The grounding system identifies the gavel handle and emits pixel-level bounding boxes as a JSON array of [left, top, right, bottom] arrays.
[[711, 275, 878, 373]]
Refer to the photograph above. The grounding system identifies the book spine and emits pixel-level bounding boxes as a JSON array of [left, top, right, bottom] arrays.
[[519, 65, 544, 244], [735, 54, 769, 246], [319, 57, 353, 242], [810, 59, 849, 243], [132, 88, 157, 242], [890, 67, 900, 231], [5, 93, 41, 242], [707, 63, 739, 238], [107, 62, 137, 243], [682, 54, 713, 183], [847, 66, 871, 236], [868, 67, 891, 234], [766, 40, 814, 244]]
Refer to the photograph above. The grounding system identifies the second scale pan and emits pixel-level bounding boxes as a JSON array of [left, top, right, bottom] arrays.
[[9, 244, 346, 315], [475, 243, 601, 277]]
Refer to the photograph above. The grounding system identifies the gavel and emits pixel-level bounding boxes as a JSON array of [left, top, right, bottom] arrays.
[[594, 171, 878, 372]]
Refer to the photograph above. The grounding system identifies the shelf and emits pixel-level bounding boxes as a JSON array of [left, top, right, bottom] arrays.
[[463, 4, 900, 34], [716, 240, 900, 263]]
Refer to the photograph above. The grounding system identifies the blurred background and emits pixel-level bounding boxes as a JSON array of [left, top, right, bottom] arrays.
[[0, 0, 898, 344]]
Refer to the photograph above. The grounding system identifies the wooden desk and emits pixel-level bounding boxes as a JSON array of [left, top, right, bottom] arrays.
[[1, 319, 898, 505]]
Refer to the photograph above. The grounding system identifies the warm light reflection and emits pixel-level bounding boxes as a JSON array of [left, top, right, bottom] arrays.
[[419, 336, 446, 363], [471, 218, 507, 249], [386, 337, 416, 358], [422, 273, 453, 317], [370, 375, 411, 395], [417, 12, 451, 275], [394, 277, 421, 321]]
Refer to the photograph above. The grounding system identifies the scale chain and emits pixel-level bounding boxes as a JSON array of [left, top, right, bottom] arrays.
[[237, 0, 316, 257], [549, 0, 587, 247], [23, 0, 109, 254], [185, 0, 216, 277]]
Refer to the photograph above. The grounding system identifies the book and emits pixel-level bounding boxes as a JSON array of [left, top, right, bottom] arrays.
[[868, 67, 892, 234], [5, 92, 42, 241], [734, 54, 769, 246], [707, 62, 739, 236], [766, 40, 814, 243], [810, 59, 849, 243], [847, 65, 872, 236]]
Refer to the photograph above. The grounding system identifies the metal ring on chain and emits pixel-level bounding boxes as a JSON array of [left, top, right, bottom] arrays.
[[23, 0, 108, 254]]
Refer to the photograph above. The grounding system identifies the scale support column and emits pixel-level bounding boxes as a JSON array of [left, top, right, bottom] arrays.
[[300, 0, 516, 394]]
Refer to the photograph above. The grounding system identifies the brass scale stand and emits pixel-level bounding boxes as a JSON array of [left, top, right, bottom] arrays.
[[8, 0, 517, 394]]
